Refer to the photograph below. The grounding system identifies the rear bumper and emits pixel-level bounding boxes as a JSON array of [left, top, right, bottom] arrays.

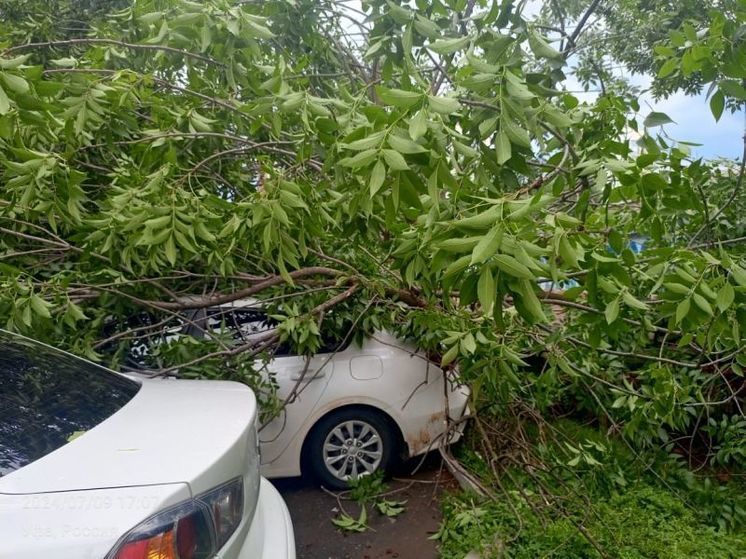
[[445, 384, 470, 444], [229, 478, 295, 559], [400, 376, 470, 457]]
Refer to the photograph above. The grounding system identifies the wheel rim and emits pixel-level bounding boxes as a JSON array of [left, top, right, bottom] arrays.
[[322, 419, 383, 481]]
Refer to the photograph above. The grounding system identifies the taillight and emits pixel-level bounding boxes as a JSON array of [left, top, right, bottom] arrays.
[[200, 476, 243, 549], [107, 478, 244, 559]]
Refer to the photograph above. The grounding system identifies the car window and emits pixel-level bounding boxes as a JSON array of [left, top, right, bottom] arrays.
[[0, 332, 140, 477], [101, 311, 192, 372], [204, 307, 352, 357], [205, 307, 275, 342]]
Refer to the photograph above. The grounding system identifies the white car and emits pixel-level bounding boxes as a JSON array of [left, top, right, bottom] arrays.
[[0, 330, 295, 559], [170, 302, 470, 489]]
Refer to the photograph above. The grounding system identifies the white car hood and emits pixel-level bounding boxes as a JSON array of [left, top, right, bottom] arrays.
[[0, 378, 257, 495]]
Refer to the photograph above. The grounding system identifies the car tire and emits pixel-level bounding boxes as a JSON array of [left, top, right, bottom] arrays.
[[305, 408, 399, 490]]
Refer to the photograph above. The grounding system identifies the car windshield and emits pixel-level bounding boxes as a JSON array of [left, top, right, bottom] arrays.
[[0, 331, 140, 477]]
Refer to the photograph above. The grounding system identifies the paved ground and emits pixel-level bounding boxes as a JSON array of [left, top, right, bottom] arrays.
[[272, 454, 457, 559]]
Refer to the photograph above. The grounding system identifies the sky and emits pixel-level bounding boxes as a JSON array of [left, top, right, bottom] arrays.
[[340, 0, 743, 161], [519, 0, 743, 161], [565, 71, 744, 160], [637, 86, 743, 160]]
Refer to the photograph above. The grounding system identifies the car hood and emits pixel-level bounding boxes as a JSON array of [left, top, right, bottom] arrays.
[[0, 378, 257, 495]]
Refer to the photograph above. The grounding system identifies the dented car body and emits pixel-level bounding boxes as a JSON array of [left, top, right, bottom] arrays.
[[119, 300, 470, 488], [256, 329, 470, 482]]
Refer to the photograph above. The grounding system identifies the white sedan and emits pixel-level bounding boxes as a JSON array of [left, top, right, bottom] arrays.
[[0, 330, 295, 559], [179, 302, 470, 489]]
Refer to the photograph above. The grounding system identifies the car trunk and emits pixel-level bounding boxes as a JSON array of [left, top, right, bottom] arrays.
[[0, 378, 259, 498]]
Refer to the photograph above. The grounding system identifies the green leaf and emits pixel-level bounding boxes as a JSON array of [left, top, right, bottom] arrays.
[[528, 30, 562, 59], [501, 116, 531, 148], [382, 149, 409, 171], [461, 333, 477, 355], [453, 140, 478, 158], [443, 255, 471, 279], [427, 95, 460, 114], [331, 509, 367, 532], [245, 19, 275, 39], [413, 15, 439, 38], [658, 58, 678, 78], [66, 302, 88, 322], [716, 283, 735, 312], [369, 160, 386, 196], [50, 57, 78, 68], [505, 79, 534, 100], [479, 116, 497, 139], [387, 134, 427, 154], [675, 298, 691, 324], [604, 298, 620, 324], [543, 105, 573, 128], [643, 111, 675, 128], [1, 72, 29, 94], [409, 109, 428, 140], [0, 55, 30, 70], [611, 395, 627, 409], [710, 90, 725, 122], [164, 235, 177, 265], [493, 254, 533, 279], [471, 226, 502, 264], [664, 283, 690, 295], [343, 131, 385, 151], [622, 291, 649, 311], [0, 84, 9, 115], [692, 292, 713, 316], [30, 294, 52, 319], [200, 25, 212, 51], [495, 129, 511, 164], [145, 215, 171, 229], [387, 1, 413, 24], [731, 265, 746, 287], [428, 35, 470, 54], [375, 86, 422, 108], [719, 80, 746, 100], [441, 344, 459, 366], [376, 499, 406, 517], [558, 235, 580, 269], [477, 266, 495, 314], [516, 280, 546, 323], [437, 236, 481, 253], [340, 149, 378, 168]]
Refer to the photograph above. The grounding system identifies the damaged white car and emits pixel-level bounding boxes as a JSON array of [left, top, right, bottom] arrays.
[[120, 301, 470, 489]]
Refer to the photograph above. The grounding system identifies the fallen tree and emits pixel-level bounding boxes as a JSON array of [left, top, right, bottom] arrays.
[[1, 0, 745, 552]]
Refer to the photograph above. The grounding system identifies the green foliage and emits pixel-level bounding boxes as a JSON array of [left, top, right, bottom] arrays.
[[437, 484, 746, 559], [0, 0, 744, 549], [442, 419, 746, 557], [332, 506, 369, 533], [331, 472, 407, 532], [348, 470, 389, 504]]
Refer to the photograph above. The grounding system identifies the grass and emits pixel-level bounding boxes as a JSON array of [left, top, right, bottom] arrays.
[[436, 418, 746, 558]]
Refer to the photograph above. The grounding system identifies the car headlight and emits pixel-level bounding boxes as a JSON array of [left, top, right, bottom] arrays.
[[107, 477, 243, 559]]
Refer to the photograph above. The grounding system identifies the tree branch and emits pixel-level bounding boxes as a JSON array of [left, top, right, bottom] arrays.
[[562, 0, 603, 56], [5, 38, 222, 66], [144, 267, 346, 310]]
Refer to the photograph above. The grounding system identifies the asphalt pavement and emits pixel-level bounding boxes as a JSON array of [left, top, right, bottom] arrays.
[[272, 454, 456, 559]]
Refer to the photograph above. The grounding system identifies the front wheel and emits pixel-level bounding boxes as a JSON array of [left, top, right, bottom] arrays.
[[305, 408, 398, 489]]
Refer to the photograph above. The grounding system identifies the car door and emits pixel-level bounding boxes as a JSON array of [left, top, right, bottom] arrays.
[[201, 305, 336, 464], [257, 351, 336, 463]]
